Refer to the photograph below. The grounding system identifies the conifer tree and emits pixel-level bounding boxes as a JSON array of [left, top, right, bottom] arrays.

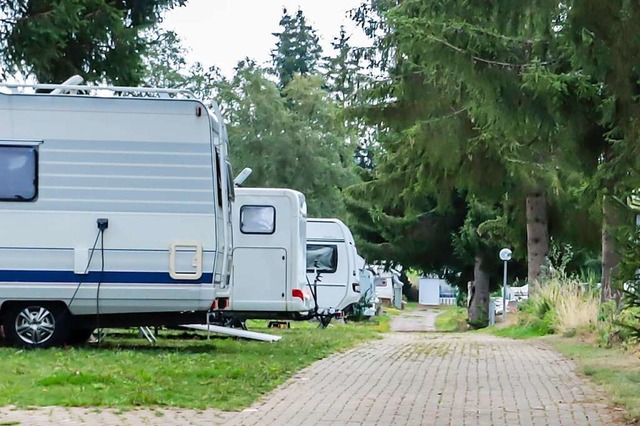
[[271, 8, 322, 89]]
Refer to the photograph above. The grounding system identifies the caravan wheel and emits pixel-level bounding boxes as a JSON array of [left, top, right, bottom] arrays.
[[3, 303, 70, 349]]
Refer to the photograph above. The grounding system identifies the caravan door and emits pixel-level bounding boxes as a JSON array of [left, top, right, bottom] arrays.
[[230, 198, 289, 311]]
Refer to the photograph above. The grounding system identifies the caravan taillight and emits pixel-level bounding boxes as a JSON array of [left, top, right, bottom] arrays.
[[292, 289, 304, 300]]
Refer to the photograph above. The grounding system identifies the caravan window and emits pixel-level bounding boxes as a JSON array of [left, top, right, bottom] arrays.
[[0, 145, 38, 201], [240, 205, 276, 234], [214, 149, 222, 208], [375, 278, 389, 287], [306, 244, 338, 273]]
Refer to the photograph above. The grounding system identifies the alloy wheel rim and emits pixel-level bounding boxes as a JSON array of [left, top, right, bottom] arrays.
[[15, 306, 56, 345]]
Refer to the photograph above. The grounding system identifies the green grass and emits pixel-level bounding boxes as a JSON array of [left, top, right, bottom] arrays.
[[403, 301, 419, 311], [548, 337, 640, 422], [434, 306, 468, 332], [0, 319, 387, 411], [486, 323, 551, 339]]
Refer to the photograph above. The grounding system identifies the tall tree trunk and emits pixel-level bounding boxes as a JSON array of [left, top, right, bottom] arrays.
[[467, 254, 490, 329], [601, 195, 622, 304], [526, 191, 549, 294]]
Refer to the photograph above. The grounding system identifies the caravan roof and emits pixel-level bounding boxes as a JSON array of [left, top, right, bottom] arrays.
[[307, 218, 354, 243]]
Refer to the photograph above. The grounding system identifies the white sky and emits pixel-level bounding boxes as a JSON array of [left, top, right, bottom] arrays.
[[161, 0, 368, 76]]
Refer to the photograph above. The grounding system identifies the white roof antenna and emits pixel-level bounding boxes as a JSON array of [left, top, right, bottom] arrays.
[[51, 75, 85, 94]]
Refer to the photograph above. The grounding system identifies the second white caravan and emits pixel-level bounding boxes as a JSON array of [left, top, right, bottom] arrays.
[[306, 219, 362, 314], [222, 187, 313, 319]]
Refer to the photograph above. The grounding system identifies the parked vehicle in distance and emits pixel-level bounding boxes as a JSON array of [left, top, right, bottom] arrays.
[[373, 273, 394, 306], [357, 256, 378, 317]]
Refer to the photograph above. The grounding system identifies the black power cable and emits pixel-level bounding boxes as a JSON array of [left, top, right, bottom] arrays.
[[95, 219, 108, 347], [66, 219, 108, 346]]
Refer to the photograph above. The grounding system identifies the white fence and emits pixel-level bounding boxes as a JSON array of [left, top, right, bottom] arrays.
[[439, 297, 457, 306]]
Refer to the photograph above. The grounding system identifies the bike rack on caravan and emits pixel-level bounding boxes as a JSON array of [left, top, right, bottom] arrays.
[[0, 77, 234, 348], [306, 218, 363, 316]]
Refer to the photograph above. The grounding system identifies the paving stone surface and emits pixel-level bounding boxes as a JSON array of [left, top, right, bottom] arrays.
[[0, 310, 620, 426], [390, 308, 438, 332]]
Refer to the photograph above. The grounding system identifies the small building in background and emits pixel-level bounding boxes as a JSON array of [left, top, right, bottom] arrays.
[[419, 277, 457, 306]]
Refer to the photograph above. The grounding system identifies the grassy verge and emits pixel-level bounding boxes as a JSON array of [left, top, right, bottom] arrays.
[[485, 323, 550, 339], [0, 319, 386, 411], [434, 306, 468, 332], [547, 336, 640, 422]]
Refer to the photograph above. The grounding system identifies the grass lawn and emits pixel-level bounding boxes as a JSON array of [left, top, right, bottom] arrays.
[[547, 336, 640, 422], [484, 323, 550, 339], [434, 306, 468, 332], [0, 318, 388, 411]]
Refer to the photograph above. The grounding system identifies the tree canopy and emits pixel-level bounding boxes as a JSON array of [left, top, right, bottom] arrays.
[[0, 0, 185, 84]]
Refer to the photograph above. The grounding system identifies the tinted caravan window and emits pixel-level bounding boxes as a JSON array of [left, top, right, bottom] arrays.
[[307, 244, 338, 273], [0, 145, 38, 201]]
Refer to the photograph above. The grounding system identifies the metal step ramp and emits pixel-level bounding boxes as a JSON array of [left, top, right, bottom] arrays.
[[180, 324, 282, 342]]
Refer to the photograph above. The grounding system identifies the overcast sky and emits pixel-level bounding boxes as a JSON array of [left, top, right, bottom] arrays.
[[161, 0, 368, 76]]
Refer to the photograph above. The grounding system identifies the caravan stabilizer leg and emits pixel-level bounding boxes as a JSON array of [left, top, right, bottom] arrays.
[[138, 326, 157, 343]]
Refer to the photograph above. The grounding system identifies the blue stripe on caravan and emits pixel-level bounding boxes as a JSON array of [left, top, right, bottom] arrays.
[[0, 270, 214, 285]]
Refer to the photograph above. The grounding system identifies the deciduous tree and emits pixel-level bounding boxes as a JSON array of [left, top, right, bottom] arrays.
[[0, 0, 185, 84]]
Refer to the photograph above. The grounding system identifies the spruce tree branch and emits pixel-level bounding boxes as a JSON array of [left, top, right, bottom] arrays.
[[428, 34, 548, 69], [447, 21, 545, 46]]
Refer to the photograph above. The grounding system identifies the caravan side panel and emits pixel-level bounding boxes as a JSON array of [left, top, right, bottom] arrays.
[[0, 94, 220, 315]]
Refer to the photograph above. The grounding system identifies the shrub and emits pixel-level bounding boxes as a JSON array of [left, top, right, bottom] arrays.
[[598, 300, 640, 349]]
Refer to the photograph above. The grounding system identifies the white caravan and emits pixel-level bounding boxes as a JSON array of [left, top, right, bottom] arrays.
[[372, 266, 403, 307], [220, 187, 313, 319], [306, 219, 362, 314], [0, 79, 233, 348], [357, 256, 378, 317]]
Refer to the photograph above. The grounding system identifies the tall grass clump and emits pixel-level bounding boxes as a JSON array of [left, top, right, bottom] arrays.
[[517, 271, 599, 337], [554, 280, 599, 335]]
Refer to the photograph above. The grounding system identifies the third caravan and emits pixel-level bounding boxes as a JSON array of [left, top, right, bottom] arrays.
[[306, 218, 362, 315]]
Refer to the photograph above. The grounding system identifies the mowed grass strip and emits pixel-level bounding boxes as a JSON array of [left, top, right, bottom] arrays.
[[0, 319, 388, 411]]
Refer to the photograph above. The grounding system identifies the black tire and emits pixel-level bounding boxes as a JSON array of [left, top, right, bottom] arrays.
[[2, 303, 70, 349], [224, 317, 247, 330], [66, 328, 95, 346]]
